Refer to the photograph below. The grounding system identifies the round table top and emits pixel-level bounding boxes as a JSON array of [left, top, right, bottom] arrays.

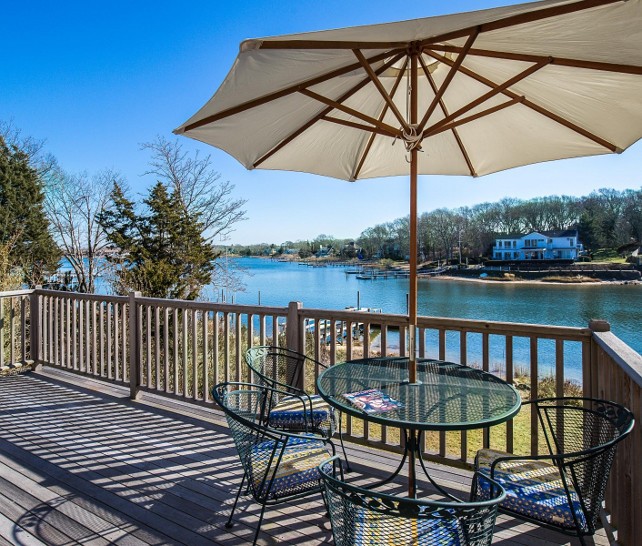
[[317, 357, 521, 431]]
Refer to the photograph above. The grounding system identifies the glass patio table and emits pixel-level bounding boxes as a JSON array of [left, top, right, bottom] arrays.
[[317, 357, 521, 497]]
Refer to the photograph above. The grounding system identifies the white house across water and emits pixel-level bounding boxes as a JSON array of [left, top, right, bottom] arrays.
[[492, 230, 583, 261]]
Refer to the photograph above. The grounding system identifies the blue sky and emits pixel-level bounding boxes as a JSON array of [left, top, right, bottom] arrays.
[[3, 0, 641, 245]]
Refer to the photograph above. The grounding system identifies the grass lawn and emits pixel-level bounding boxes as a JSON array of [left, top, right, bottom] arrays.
[[591, 248, 629, 263]]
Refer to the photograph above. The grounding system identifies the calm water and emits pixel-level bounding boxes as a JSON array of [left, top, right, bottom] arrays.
[[222, 258, 641, 381]]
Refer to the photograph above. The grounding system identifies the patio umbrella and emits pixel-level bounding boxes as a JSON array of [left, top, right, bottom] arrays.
[[174, 0, 642, 382]]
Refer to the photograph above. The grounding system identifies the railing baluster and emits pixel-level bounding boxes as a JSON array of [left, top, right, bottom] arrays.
[[259, 314, 266, 346], [460, 330, 468, 462], [164, 307, 170, 392], [107, 302, 112, 379], [114, 303, 120, 380], [84, 301, 90, 373], [235, 312, 241, 384], [54, 297, 59, 366], [173, 308, 179, 394], [92, 301, 97, 374], [363, 322, 370, 359], [43, 296, 49, 363], [555, 339, 564, 398], [329, 319, 336, 366], [482, 332, 490, 449], [121, 301, 127, 381], [192, 308, 198, 400], [154, 305, 160, 390], [66, 298, 71, 369], [505, 335, 514, 454], [530, 336, 539, 455], [182, 308, 188, 396], [213, 311, 219, 388], [203, 309, 209, 401], [100, 302, 105, 377], [21, 296, 26, 362], [10, 298, 16, 365], [146, 305, 152, 386], [224, 312, 230, 383]]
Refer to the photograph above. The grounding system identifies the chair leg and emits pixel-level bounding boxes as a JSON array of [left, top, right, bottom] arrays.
[[338, 413, 352, 472], [252, 502, 268, 545], [226, 472, 246, 528]]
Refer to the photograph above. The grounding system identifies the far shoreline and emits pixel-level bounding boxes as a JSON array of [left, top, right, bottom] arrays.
[[428, 274, 641, 287]]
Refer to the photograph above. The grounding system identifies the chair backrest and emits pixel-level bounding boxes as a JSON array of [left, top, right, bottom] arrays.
[[213, 381, 328, 503], [245, 346, 321, 394], [532, 397, 634, 531], [212, 382, 269, 476], [319, 457, 506, 546]]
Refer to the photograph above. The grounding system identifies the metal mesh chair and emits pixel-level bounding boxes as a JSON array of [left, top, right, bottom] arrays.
[[320, 456, 506, 545], [245, 345, 351, 466], [212, 382, 335, 545], [475, 397, 634, 545]]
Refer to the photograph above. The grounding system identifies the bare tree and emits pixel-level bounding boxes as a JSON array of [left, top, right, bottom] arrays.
[[43, 166, 117, 293], [141, 136, 247, 242]]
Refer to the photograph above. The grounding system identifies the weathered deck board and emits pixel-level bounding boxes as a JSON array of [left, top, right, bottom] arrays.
[[0, 369, 604, 545]]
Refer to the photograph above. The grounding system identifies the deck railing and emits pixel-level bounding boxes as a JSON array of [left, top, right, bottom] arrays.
[[2, 287, 640, 543]]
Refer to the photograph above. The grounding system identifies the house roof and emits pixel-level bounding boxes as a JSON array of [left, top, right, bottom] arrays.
[[496, 229, 578, 239]]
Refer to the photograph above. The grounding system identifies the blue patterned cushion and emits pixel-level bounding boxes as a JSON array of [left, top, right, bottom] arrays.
[[351, 508, 461, 545], [268, 394, 333, 429], [248, 436, 330, 500], [476, 449, 587, 531]]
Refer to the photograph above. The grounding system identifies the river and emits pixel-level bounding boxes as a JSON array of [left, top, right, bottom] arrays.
[[214, 257, 641, 381]]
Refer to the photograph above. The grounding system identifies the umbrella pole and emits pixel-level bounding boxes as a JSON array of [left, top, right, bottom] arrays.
[[408, 50, 419, 498], [408, 50, 418, 385]]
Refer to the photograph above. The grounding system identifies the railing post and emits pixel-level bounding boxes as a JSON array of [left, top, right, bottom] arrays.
[[30, 287, 41, 371], [286, 301, 303, 355], [587, 319, 610, 399], [129, 291, 142, 400]]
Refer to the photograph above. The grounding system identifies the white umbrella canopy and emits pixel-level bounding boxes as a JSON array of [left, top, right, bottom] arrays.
[[175, 0, 642, 180], [175, 0, 642, 383]]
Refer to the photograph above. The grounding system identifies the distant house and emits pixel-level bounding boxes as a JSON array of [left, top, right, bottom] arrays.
[[316, 245, 335, 258], [492, 230, 583, 261]]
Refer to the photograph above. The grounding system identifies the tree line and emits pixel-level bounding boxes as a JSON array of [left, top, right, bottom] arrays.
[[0, 121, 246, 298], [357, 190, 642, 262], [235, 190, 642, 264]]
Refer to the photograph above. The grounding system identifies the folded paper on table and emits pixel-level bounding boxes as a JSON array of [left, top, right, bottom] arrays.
[[342, 388, 404, 414]]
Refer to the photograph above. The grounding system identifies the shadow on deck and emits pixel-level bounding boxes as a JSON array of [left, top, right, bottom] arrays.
[[0, 369, 604, 545]]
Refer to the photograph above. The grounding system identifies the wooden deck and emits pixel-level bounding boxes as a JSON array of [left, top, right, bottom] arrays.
[[0, 368, 606, 545]]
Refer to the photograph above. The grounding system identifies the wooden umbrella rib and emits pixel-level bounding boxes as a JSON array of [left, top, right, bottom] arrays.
[[422, 57, 550, 137], [299, 88, 401, 137], [321, 116, 401, 139], [420, 56, 476, 177], [182, 48, 404, 132], [419, 28, 480, 133], [426, 50, 618, 152], [429, 44, 642, 76], [354, 58, 408, 180], [253, 52, 405, 168], [353, 48, 410, 131], [418, 0, 624, 50], [426, 96, 525, 138]]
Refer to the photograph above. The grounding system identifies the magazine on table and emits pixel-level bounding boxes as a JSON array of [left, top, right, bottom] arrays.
[[342, 388, 404, 414]]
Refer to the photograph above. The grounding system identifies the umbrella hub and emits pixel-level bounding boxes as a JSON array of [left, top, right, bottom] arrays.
[[401, 124, 423, 152]]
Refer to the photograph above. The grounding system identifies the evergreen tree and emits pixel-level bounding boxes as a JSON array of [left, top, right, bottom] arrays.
[[0, 135, 60, 285], [100, 182, 216, 299]]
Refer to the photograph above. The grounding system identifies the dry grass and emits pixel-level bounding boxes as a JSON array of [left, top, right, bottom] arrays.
[[540, 275, 600, 283]]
